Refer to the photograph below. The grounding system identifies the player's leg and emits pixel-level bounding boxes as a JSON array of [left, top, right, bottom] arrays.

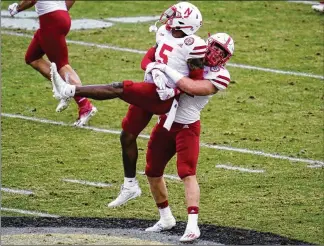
[[145, 121, 176, 232], [25, 29, 73, 114], [107, 106, 153, 208], [51, 68, 175, 115], [29, 58, 51, 80], [25, 29, 49, 78], [120, 81, 174, 115], [40, 10, 96, 125], [175, 120, 201, 242]]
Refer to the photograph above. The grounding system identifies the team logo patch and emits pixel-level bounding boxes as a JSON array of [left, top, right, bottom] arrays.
[[210, 66, 220, 72], [184, 37, 194, 46]]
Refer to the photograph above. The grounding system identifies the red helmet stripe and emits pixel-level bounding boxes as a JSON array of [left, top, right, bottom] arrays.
[[225, 36, 232, 47]]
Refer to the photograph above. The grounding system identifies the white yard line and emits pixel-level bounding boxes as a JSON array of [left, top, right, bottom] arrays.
[[1, 188, 34, 195], [137, 171, 181, 181], [3, 112, 323, 166], [1, 207, 60, 218], [200, 143, 324, 165], [62, 179, 113, 187], [2, 31, 323, 80], [287, 1, 319, 5], [216, 164, 265, 173], [307, 164, 324, 168]]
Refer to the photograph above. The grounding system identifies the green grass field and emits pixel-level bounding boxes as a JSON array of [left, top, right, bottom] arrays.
[[1, 1, 323, 244]]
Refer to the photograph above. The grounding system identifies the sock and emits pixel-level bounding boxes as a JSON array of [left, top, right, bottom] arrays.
[[123, 177, 137, 188], [63, 84, 76, 97], [187, 206, 199, 228], [157, 200, 173, 220], [74, 96, 90, 108]]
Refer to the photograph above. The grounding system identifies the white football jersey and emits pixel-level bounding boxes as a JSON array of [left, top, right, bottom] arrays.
[[155, 25, 172, 44], [174, 65, 231, 124], [155, 26, 207, 78], [35, 1, 67, 16]]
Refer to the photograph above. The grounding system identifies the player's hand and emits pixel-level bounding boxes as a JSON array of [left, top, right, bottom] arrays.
[[8, 3, 19, 17], [145, 62, 167, 74], [151, 69, 167, 90], [156, 87, 176, 101]]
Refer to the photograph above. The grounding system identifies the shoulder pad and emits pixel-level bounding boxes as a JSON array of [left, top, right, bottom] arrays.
[[156, 25, 169, 44], [205, 66, 231, 90]]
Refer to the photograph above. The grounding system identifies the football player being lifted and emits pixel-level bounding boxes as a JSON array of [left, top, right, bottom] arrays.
[[108, 1, 207, 209]]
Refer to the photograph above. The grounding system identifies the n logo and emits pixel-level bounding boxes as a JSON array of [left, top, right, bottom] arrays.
[[184, 8, 193, 18]]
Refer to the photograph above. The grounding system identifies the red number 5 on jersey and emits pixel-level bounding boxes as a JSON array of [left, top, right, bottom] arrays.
[[157, 44, 173, 64]]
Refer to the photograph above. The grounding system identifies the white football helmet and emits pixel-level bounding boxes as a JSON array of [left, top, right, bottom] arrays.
[[159, 2, 202, 35], [205, 33, 234, 67]]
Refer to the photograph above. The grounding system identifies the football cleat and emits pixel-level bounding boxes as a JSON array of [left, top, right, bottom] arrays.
[[56, 98, 71, 112], [145, 216, 176, 232], [73, 102, 97, 127], [107, 183, 142, 208], [179, 225, 201, 242], [312, 4, 324, 12], [55, 72, 72, 112], [50, 62, 75, 100]]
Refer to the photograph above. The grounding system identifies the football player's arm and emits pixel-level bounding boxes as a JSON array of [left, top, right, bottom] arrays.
[[141, 44, 157, 71], [65, 0, 76, 10], [162, 65, 217, 96], [187, 58, 204, 80], [16, 0, 36, 12], [177, 77, 218, 96]]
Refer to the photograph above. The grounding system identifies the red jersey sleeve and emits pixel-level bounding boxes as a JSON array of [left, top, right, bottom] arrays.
[[141, 46, 157, 71]]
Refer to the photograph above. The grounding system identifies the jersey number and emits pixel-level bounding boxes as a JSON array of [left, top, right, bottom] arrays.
[[157, 44, 173, 64]]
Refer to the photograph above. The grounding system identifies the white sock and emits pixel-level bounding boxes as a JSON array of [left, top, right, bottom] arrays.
[[64, 84, 76, 97], [187, 214, 198, 229], [159, 206, 173, 220], [124, 177, 137, 188]]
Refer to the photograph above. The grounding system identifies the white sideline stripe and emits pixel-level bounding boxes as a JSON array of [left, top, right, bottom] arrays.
[[1, 207, 60, 218], [228, 63, 324, 80], [2, 30, 323, 80], [288, 1, 319, 5], [216, 164, 265, 173], [1, 188, 34, 195], [62, 178, 113, 187], [307, 164, 324, 168], [200, 143, 324, 165], [2, 113, 324, 166], [137, 171, 181, 181]]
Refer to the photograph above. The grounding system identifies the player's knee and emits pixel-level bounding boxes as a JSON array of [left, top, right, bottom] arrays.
[[145, 164, 163, 178], [25, 55, 31, 65], [120, 130, 137, 147], [177, 163, 196, 179], [25, 53, 35, 65]]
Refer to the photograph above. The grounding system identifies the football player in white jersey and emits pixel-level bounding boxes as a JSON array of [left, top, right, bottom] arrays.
[[143, 32, 234, 242], [49, 32, 234, 242], [108, 1, 208, 209], [8, 0, 97, 126]]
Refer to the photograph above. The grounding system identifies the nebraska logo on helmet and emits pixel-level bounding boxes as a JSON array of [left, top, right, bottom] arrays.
[[184, 8, 193, 18]]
